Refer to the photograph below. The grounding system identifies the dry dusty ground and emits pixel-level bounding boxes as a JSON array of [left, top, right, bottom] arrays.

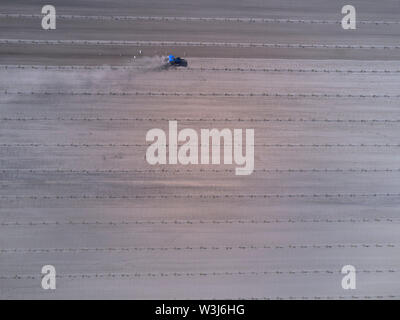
[[0, 0, 400, 299]]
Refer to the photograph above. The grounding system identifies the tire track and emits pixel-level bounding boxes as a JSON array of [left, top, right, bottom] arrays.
[[3, 118, 400, 123], [1, 39, 400, 49], [3, 91, 399, 98], [2, 65, 400, 74], [2, 143, 400, 148], [1, 218, 397, 226], [1, 14, 399, 25], [0, 244, 396, 254], [1, 269, 396, 280], [1, 193, 400, 200], [2, 169, 400, 174]]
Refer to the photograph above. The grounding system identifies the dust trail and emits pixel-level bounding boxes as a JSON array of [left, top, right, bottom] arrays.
[[128, 55, 169, 72], [0, 55, 173, 101], [0, 55, 172, 102]]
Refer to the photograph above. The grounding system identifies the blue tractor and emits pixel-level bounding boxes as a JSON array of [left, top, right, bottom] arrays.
[[168, 55, 188, 67]]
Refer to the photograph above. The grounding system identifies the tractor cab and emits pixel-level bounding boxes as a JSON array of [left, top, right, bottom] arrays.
[[168, 55, 188, 67]]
